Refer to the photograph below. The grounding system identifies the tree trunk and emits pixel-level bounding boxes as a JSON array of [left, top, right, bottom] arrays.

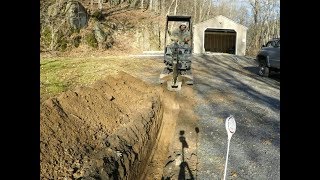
[[198, 0, 206, 22], [167, 0, 176, 15], [158, 21, 161, 49], [173, 0, 178, 15], [160, 0, 165, 15], [153, 0, 158, 13], [50, 25, 56, 51], [193, 0, 197, 23], [249, 0, 261, 53], [149, 0, 153, 11], [169, 0, 178, 31], [254, 0, 259, 25], [206, 0, 212, 20], [98, 0, 102, 11]]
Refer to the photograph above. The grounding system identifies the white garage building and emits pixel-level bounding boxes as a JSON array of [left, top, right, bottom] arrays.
[[193, 15, 248, 55]]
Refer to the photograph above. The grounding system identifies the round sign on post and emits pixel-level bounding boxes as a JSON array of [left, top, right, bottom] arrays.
[[225, 115, 236, 139], [223, 115, 236, 180]]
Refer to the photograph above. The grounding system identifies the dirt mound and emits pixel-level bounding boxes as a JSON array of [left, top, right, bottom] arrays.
[[40, 72, 165, 179]]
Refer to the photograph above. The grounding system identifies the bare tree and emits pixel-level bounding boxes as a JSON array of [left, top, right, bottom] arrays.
[[41, 0, 70, 51], [40, 0, 279, 54], [246, 0, 280, 55], [206, 0, 212, 20], [193, 0, 197, 22], [98, 0, 103, 11], [166, 0, 176, 15], [198, 0, 205, 22], [173, 0, 178, 15], [149, 0, 153, 10]]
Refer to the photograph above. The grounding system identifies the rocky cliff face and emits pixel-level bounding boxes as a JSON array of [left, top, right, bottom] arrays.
[[40, 0, 164, 53]]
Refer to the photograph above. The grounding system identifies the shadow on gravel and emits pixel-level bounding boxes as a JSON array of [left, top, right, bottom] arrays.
[[196, 55, 280, 90], [194, 55, 280, 111], [243, 66, 280, 83], [161, 130, 196, 180], [195, 127, 200, 180], [195, 76, 279, 112], [189, 54, 280, 179], [208, 56, 280, 89], [178, 130, 194, 180]]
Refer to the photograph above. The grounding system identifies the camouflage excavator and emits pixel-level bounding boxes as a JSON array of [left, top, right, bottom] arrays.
[[159, 15, 194, 91]]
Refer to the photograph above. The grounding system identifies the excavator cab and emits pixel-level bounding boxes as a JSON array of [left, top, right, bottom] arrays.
[[159, 15, 193, 91]]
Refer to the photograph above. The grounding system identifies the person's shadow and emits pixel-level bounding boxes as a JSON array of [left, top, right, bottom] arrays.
[[178, 130, 194, 180]]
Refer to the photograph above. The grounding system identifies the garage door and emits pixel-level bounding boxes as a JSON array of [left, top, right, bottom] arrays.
[[204, 28, 236, 54]]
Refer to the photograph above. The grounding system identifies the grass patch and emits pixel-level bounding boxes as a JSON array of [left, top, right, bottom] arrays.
[[40, 56, 163, 103]]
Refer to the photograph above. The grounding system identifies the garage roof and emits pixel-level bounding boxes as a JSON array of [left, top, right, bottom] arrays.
[[167, 15, 191, 21], [194, 15, 248, 30], [205, 28, 236, 33]]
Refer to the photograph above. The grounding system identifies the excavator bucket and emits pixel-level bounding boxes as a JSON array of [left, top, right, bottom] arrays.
[[167, 80, 182, 91]]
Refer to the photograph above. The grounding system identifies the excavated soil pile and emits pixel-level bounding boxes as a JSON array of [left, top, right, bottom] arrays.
[[40, 72, 166, 179]]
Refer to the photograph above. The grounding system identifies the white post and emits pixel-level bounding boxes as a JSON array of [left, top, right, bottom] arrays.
[[223, 115, 236, 180], [223, 137, 231, 180]]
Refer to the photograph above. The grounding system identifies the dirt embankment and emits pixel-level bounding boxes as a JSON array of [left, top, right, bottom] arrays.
[[40, 72, 175, 179]]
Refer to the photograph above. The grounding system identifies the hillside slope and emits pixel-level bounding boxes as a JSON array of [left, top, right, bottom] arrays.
[[40, 0, 166, 57]]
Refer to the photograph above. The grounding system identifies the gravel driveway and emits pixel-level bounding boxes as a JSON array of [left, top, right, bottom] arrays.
[[132, 52, 280, 179], [192, 53, 280, 179]]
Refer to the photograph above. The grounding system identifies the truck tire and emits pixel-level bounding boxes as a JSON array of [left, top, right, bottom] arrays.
[[258, 57, 270, 77], [259, 64, 270, 77]]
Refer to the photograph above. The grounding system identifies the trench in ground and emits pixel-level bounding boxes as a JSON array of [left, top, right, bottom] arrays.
[[40, 71, 196, 179]]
